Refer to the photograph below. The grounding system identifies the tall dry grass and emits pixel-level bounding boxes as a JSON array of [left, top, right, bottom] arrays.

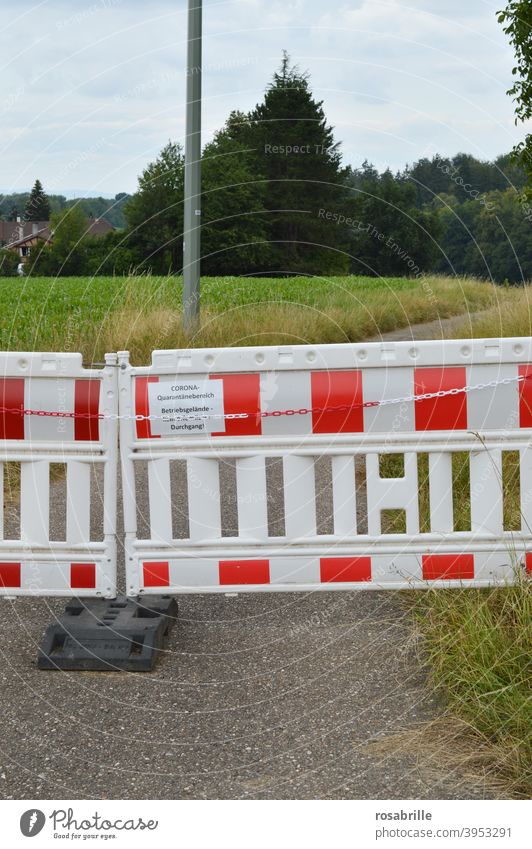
[[412, 579, 531, 798], [95, 274, 504, 363], [453, 285, 532, 339]]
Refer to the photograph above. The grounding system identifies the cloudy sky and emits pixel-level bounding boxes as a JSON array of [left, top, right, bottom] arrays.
[[0, 0, 526, 197]]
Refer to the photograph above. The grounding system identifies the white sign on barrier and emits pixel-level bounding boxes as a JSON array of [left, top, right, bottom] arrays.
[[148, 378, 225, 436]]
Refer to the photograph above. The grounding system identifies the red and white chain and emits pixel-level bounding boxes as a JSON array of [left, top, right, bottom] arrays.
[[0, 373, 528, 422]]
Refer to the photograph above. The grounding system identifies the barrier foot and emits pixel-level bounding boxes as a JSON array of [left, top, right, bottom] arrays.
[[37, 595, 178, 672]]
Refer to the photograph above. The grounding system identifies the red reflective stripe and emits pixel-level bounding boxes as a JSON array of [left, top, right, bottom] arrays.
[[143, 561, 170, 587], [525, 553, 532, 575], [219, 559, 270, 585], [0, 562, 21, 588], [136, 376, 159, 439], [414, 367, 467, 431], [519, 366, 532, 427], [422, 554, 474, 580], [70, 563, 96, 589], [320, 557, 371, 583], [74, 379, 100, 441], [0, 378, 24, 440], [210, 373, 261, 436], [311, 371, 363, 434]]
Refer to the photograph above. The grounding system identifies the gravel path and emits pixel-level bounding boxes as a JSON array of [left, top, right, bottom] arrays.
[[0, 314, 494, 800]]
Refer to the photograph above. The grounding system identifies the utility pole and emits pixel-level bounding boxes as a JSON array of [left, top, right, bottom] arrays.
[[183, 0, 202, 331]]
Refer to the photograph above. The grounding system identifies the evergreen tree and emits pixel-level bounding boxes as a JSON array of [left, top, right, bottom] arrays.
[[201, 124, 270, 275], [230, 53, 349, 274], [345, 164, 440, 276], [25, 179, 50, 221]]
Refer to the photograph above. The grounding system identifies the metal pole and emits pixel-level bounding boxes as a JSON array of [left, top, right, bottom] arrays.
[[183, 0, 202, 331]]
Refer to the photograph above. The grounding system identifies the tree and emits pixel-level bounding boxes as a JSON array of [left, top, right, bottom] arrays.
[[345, 164, 440, 276], [499, 3, 532, 188], [25, 179, 50, 221], [228, 53, 349, 275], [405, 156, 453, 207], [201, 125, 270, 275], [85, 229, 139, 276], [29, 206, 91, 276], [124, 141, 184, 273]]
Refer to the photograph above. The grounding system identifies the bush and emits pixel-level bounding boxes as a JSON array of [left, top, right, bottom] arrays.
[[0, 248, 19, 276]]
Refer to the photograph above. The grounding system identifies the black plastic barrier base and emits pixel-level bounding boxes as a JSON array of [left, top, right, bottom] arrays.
[[38, 595, 178, 672]]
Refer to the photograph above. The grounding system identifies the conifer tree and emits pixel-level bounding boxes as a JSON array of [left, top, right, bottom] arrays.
[[231, 53, 349, 274], [25, 180, 51, 221]]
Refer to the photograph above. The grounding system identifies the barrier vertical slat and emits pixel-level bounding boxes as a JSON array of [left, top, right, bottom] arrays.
[[283, 455, 316, 538], [236, 456, 268, 540], [331, 455, 357, 536], [21, 460, 49, 545], [470, 448, 503, 535], [520, 447, 532, 534], [102, 354, 119, 564], [404, 453, 420, 535], [149, 458, 172, 542], [366, 452, 384, 536], [118, 352, 138, 591], [0, 461, 3, 540], [66, 461, 91, 543], [187, 458, 221, 541], [429, 452, 454, 533]]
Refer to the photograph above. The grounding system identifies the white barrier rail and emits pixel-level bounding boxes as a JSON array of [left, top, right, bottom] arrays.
[[0, 353, 118, 597], [118, 339, 532, 596]]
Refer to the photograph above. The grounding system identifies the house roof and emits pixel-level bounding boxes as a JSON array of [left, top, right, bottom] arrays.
[[0, 220, 50, 246], [0, 216, 114, 248], [85, 217, 114, 237]]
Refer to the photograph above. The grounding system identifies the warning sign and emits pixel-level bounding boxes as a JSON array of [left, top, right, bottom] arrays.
[[148, 379, 225, 436]]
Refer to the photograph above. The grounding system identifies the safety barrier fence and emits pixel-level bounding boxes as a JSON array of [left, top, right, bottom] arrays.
[[0, 352, 118, 597], [1, 340, 532, 598], [117, 338, 532, 597]]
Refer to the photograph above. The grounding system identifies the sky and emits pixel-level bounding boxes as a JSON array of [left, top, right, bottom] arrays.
[[0, 0, 527, 197]]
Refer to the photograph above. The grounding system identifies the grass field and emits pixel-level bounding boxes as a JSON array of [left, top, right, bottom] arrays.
[[0, 273, 510, 362], [1, 271, 530, 796]]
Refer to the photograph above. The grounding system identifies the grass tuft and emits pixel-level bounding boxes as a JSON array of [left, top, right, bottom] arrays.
[[411, 577, 532, 797]]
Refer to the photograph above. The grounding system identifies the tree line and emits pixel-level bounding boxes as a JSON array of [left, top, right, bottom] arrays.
[[0, 187, 129, 229], [4, 54, 532, 283]]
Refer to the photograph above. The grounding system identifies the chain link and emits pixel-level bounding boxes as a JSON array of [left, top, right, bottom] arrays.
[[0, 373, 528, 422]]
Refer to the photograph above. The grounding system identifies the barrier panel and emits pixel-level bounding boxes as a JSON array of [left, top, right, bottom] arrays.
[[0, 353, 118, 597], [118, 339, 532, 596]]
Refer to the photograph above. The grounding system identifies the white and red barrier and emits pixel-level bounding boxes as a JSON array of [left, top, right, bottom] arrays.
[[0, 353, 118, 597], [118, 340, 532, 596]]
